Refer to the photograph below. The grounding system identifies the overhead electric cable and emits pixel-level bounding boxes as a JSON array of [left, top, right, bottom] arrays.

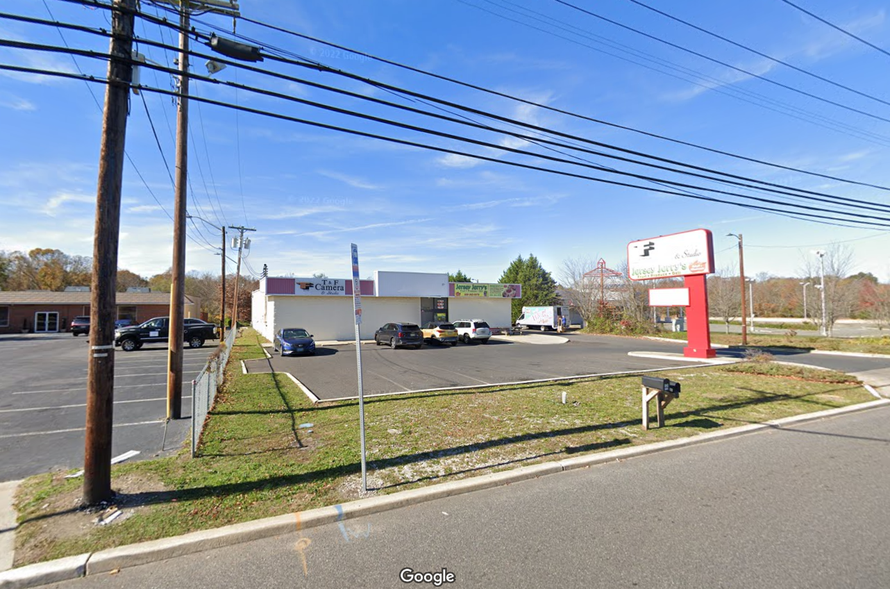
[[625, 0, 890, 110], [779, 0, 890, 60], [30, 1, 890, 192], [4, 59, 888, 231]]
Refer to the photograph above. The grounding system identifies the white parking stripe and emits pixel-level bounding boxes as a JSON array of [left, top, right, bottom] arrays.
[[12, 383, 182, 395], [0, 419, 165, 439], [0, 396, 191, 413]]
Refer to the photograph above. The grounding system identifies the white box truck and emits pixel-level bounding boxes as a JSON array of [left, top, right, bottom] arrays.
[[515, 306, 569, 331]]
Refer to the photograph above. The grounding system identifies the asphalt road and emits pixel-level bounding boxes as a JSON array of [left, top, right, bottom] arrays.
[[45, 403, 890, 589], [0, 334, 212, 482]]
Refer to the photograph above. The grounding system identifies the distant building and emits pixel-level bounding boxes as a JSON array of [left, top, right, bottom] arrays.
[[252, 271, 522, 341], [0, 291, 201, 334]]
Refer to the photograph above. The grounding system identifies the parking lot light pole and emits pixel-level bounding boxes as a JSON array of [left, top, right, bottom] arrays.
[[815, 251, 827, 336], [727, 234, 747, 346], [800, 282, 809, 320]]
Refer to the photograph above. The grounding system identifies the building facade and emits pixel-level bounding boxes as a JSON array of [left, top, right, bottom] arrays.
[[252, 271, 522, 341]]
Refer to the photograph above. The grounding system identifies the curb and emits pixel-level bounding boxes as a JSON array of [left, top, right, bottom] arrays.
[[2, 398, 887, 589]]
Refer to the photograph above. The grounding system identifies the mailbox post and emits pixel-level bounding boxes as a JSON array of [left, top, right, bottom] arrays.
[[641, 376, 681, 430]]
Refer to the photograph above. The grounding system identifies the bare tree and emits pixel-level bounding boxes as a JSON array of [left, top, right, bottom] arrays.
[[558, 257, 599, 326], [708, 265, 740, 333], [799, 244, 856, 336]]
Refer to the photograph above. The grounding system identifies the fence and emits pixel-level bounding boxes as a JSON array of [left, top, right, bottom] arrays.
[[191, 327, 237, 456]]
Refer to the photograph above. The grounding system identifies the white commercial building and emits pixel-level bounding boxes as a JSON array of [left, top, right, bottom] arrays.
[[252, 271, 522, 341]]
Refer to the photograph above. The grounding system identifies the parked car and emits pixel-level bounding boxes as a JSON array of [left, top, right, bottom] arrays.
[[70, 316, 90, 336], [374, 322, 423, 349], [422, 321, 458, 346], [273, 327, 316, 356], [184, 318, 212, 326], [114, 316, 218, 351], [452, 319, 492, 344]]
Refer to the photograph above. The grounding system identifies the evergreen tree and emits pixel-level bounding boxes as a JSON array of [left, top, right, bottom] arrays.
[[499, 254, 558, 322], [449, 270, 472, 283]]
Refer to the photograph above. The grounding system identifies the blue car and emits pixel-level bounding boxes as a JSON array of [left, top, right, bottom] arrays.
[[274, 327, 316, 356]]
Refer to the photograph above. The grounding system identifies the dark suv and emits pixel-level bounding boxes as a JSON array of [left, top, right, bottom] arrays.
[[374, 322, 423, 349], [70, 316, 90, 336]]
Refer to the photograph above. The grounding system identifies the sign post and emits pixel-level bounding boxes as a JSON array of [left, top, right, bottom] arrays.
[[350, 243, 367, 493], [628, 229, 716, 358]]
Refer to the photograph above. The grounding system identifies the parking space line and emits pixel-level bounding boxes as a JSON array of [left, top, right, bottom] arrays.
[[12, 383, 182, 395], [366, 370, 412, 392], [0, 419, 166, 439], [0, 396, 191, 413]]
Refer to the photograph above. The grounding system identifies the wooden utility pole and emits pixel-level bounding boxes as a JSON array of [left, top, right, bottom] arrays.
[[220, 226, 226, 337], [84, 0, 136, 506], [166, 2, 190, 420], [228, 225, 255, 328]]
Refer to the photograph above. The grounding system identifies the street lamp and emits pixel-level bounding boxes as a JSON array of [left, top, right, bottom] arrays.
[[727, 233, 747, 345], [800, 282, 810, 321], [814, 250, 827, 336]]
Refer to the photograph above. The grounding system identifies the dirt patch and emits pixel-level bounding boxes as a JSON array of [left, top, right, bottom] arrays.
[[14, 471, 169, 567]]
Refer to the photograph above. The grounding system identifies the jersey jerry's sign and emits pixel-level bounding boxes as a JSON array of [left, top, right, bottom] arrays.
[[452, 283, 522, 298], [627, 229, 714, 281]]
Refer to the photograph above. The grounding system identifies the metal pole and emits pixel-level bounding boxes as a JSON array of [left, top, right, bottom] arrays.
[[220, 226, 226, 338], [729, 234, 747, 346], [356, 323, 367, 492], [801, 282, 808, 320], [166, 2, 189, 421], [83, 0, 136, 506], [817, 251, 827, 336]]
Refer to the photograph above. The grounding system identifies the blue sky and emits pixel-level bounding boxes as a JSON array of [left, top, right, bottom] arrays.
[[2, 0, 890, 284]]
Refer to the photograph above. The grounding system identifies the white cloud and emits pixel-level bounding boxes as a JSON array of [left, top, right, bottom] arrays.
[[0, 94, 35, 111], [436, 153, 483, 168], [41, 192, 95, 217], [317, 170, 382, 190]]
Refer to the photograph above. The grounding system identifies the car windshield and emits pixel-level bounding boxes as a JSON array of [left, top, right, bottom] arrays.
[[437, 323, 455, 330], [475, 322, 490, 328], [402, 324, 420, 331], [283, 329, 309, 339]]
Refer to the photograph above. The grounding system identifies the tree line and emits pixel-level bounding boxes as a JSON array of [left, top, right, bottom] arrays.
[[0, 248, 257, 325]]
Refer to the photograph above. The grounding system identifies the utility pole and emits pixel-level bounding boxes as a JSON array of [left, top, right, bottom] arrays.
[[801, 282, 809, 320], [816, 250, 828, 336], [229, 225, 255, 328], [220, 226, 226, 338], [728, 233, 747, 346], [163, 0, 241, 420], [84, 0, 136, 506], [166, 1, 190, 421]]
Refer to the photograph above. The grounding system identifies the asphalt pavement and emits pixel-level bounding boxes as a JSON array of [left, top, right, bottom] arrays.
[[30, 402, 890, 589]]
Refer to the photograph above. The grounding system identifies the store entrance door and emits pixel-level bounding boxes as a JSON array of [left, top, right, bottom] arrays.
[[34, 312, 59, 333], [420, 297, 448, 326]]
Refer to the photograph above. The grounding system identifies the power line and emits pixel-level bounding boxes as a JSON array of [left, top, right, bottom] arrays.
[[779, 0, 890, 61], [462, 0, 890, 148], [553, 0, 890, 125], [5, 58, 889, 230], [624, 0, 890, 110]]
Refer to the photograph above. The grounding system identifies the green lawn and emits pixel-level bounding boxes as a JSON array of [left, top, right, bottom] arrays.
[[13, 329, 876, 566]]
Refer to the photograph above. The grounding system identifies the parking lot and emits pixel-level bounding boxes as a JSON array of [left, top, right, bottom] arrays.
[[246, 332, 701, 401], [0, 334, 212, 482]]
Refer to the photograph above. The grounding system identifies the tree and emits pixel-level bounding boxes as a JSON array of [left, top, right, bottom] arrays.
[[558, 257, 599, 326], [499, 254, 558, 322], [117, 269, 149, 292], [0, 251, 9, 290], [707, 265, 740, 333], [800, 244, 857, 336], [148, 269, 173, 293], [449, 270, 472, 283]]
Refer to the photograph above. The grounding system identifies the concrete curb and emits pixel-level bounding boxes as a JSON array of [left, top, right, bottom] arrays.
[[2, 398, 887, 589], [0, 481, 20, 573], [810, 349, 890, 359]]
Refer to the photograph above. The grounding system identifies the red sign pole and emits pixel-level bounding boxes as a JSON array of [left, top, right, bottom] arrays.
[[683, 274, 716, 358]]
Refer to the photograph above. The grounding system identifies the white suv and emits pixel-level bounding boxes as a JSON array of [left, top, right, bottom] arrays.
[[452, 319, 491, 344]]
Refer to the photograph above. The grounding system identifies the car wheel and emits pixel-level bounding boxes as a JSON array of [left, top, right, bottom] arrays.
[[414, 344, 422, 350], [375, 336, 381, 346], [451, 341, 457, 346], [188, 336, 205, 348], [390, 338, 397, 350], [540, 325, 547, 331], [481, 339, 489, 344], [120, 338, 137, 352]]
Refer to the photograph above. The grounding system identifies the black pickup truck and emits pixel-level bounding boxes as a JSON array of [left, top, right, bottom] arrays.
[[114, 317, 218, 351]]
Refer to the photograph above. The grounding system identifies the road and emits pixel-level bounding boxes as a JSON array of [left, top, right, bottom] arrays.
[[46, 403, 890, 588], [0, 334, 211, 482]]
